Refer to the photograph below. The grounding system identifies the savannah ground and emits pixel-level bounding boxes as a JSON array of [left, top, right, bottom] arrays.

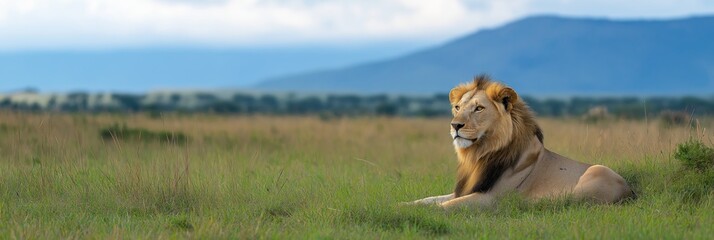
[[1, 112, 713, 238]]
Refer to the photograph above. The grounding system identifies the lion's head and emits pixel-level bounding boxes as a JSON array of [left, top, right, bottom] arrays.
[[449, 75, 541, 150], [448, 76, 519, 150]]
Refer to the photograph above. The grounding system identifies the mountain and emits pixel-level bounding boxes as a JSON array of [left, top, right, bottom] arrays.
[[255, 15, 714, 96]]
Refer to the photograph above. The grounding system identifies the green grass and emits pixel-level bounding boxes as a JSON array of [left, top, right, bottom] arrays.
[[0, 113, 713, 238]]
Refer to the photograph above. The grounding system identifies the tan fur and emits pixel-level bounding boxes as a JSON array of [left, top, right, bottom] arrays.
[[407, 75, 634, 209]]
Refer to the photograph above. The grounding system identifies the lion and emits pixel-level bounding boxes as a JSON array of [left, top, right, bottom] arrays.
[[407, 75, 634, 210]]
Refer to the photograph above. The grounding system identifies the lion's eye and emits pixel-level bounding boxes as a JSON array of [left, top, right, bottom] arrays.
[[454, 105, 460, 111], [475, 106, 485, 112]]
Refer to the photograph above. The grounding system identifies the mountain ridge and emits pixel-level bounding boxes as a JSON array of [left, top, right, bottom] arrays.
[[255, 15, 714, 95]]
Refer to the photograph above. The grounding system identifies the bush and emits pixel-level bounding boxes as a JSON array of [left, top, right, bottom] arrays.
[[671, 139, 714, 202], [674, 139, 714, 172], [100, 124, 189, 144]]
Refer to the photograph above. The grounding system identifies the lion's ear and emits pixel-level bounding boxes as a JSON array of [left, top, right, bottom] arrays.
[[496, 87, 518, 112], [449, 87, 466, 105]]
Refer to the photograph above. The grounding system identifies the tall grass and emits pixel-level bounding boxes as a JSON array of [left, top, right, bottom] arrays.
[[0, 112, 712, 238]]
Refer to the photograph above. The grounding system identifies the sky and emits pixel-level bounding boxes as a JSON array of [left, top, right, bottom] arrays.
[[1, 0, 713, 92], [1, 0, 714, 50]]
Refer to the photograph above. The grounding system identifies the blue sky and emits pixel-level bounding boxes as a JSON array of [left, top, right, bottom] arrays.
[[2, 0, 714, 50]]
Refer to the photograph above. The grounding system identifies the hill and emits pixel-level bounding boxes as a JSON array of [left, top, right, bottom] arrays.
[[255, 15, 714, 95]]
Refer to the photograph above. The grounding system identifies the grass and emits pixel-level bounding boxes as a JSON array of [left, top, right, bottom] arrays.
[[0, 112, 713, 238], [100, 123, 189, 144]]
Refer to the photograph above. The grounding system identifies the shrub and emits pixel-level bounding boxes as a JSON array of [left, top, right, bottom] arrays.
[[100, 124, 189, 144], [671, 139, 714, 203], [674, 139, 714, 172]]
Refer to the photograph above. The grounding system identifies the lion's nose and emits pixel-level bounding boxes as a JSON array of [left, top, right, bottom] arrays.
[[451, 123, 465, 131]]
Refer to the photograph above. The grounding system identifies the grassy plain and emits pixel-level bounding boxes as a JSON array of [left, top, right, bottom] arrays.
[[0, 112, 713, 239]]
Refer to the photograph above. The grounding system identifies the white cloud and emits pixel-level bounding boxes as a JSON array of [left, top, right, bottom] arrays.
[[0, 0, 712, 50], [524, 0, 714, 18]]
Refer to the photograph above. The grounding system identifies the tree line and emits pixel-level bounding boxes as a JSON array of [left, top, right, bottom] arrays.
[[1, 91, 713, 118]]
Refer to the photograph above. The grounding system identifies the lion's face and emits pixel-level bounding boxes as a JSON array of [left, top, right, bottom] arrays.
[[449, 84, 517, 149]]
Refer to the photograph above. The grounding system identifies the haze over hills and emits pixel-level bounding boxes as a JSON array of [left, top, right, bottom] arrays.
[[0, 44, 425, 93], [255, 15, 714, 96]]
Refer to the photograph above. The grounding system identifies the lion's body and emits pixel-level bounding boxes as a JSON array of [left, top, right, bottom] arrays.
[[409, 76, 634, 209]]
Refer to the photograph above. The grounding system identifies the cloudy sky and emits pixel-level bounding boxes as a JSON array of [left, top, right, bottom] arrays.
[[1, 0, 714, 50]]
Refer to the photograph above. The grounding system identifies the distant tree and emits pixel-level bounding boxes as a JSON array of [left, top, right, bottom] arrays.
[[196, 93, 218, 102], [376, 103, 398, 116], [233, 93, 255, 103], [567, 97, 595, 116], [681, 96, 712, 114], [326, 95, 363, 115], [47, 96, 58, 110], [0, 99, 10, 108], [207, 101, 240, 114], [259, 95, 280, 113], [621, 97, 640, 105], [367, 94, 389, 104], [113, 94, 143, 112], [433, 93, 449, 101], [542, 99, 566, 117], [288, 97, 323, 114], [29, 103, 41, 111], [65, 92, 89, 111], [327, 95, 361, 108], [170, 94, 182, 103], [396, 96, 411, 106], [521, 96, 542, 115], [233, 94, 257, 113]]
